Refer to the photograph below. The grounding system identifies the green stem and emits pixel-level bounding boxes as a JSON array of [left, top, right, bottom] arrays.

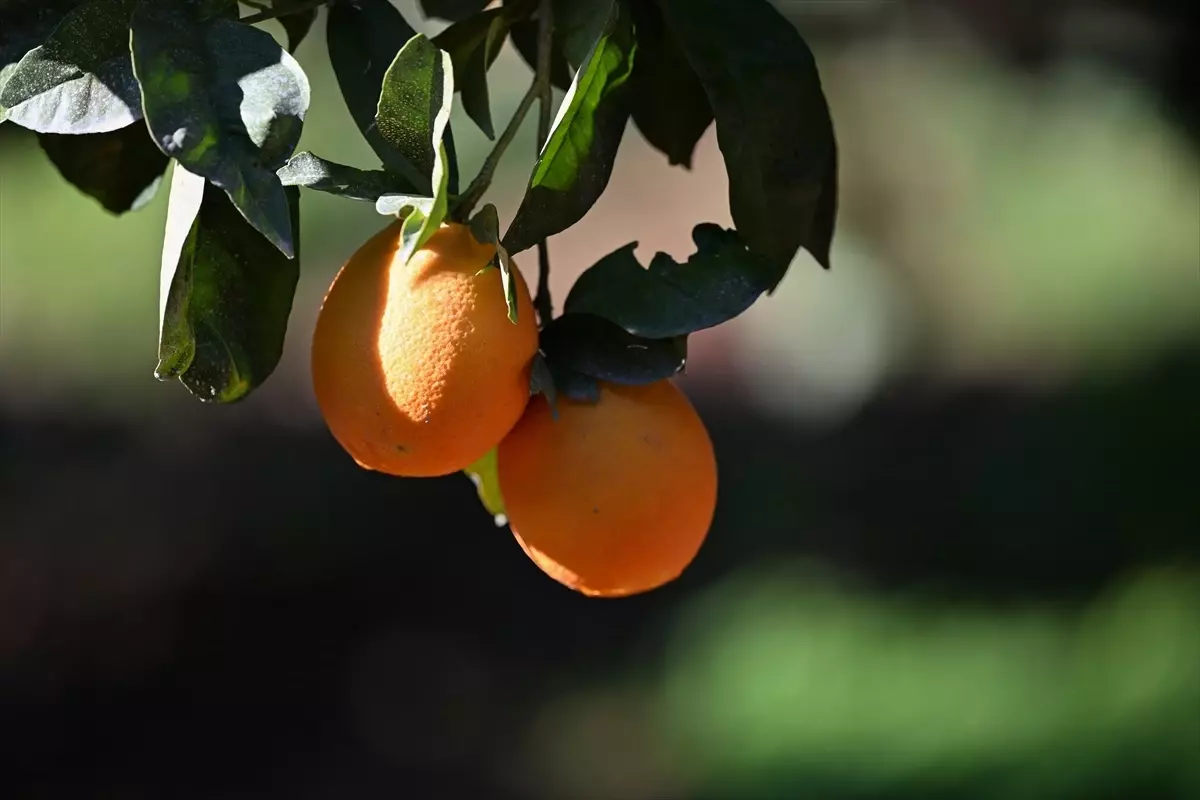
[[532, 0, 554, 325], [452, 79, 540, 221], [240, 0, 328, 26]]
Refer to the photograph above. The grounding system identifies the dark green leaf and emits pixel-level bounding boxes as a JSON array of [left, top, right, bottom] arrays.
[[563, 224, 777, 338], [546, 361, 600, 403], [552, 0, 612, 69], [0, 0, 80, 123], [540, 313, 686, 386], [374, 125, 451, 265], [468, 203, 519, 323], [627, 1, 711, 168], [432, 8, 509, 139], [375, 32, 453, 192], [327, 0, 461, 194], [658, 0, 837, 272], [130, 7, 309, 258], [808, 144, 839, 271], [502, 1, 635, 256], [0, 0, 141, 134], [508, 16, 571, 91], [156, 164, 300, 403], [270, 0, 317, 53], [418, 0, 490, 22], [38, 122, 169, 213], [277, 151, 397, 201]]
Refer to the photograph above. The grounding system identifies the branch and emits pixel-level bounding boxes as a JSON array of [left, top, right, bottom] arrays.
[[451, 79, 540, 220], [533, 0, 554, 325], [239, 0, 328, 26]]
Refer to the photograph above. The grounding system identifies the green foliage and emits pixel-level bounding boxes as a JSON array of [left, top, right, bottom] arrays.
[[0, 0, 141, 134], [156, 166, 300, 402], [502, 0, 634, 256], [468, 203, 520, 324], [432, 8, 510, 138], [540, 313, 686, 386], [130, 4, 309, 257], [38, 123, 169, 214], [565, 225, 780, 338], [657, 0, 837, 272], [1, 0, 839, 409], [269, 0, 317, 53]]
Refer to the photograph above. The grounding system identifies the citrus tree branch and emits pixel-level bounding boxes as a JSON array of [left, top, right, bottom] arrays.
[[533, 0, 554, 325], [452, 79, 540, 220]]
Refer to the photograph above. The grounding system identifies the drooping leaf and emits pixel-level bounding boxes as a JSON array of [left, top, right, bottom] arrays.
[[626, 1, 712, 168], [418, 0, 490, 22], [432, 8, 509, 139], [808, 144, 839, 271], [277, 151, 398, 202], [0, 0, 141, 134], [468, 203, 519, 323], [463, 447, 507, 526], [546, 361, 600, 404], [563, 225, 779, 339], [38, 123, 169, 213], [326, 0, 459, 194], [269, 0, 317, 53], [657, 0, 837, 272], [508, 15, 571, 92], [374, 139, 451, 266], [502, 1, 635, 256], [130, 6, 310, 258], [156, 164, 300, 403], [0, 0, 80, 124], [539, 313, 686, 386], [375, 33, 454, 190]]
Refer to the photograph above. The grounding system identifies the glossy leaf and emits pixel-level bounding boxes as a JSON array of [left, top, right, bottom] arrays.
[[564, 224, 778, 338], [270, 0, 317, 53], [627, 1, 712, 168], [432, 8, 509, 139], [418, 0, 490, 22], [326, 0, 459, 194], [157, 165, 301, 403], [130, 7, 309, 258], [463, 448, 507, 526], [375, 33, 453, 190], [469, 203, 518, 323], [277, 151, 398, 202], [39, 123, 169, 214], [502, 1, 635, 256], [540, 313, 686, 386], [657, 0, 836, 273], [0, 0, 141, 134]]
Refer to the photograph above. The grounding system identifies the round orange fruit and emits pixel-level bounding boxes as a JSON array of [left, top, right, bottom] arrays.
[[312, 221, 538, 477], [497, 379, 717, 597]]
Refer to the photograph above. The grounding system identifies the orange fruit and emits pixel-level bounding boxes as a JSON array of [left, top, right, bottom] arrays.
[[312, 221, 538, 477], [497, 379, 717, 597]]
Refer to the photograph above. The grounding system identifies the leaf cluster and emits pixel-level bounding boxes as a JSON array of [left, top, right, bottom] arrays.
[[1, 0, 838, 404]]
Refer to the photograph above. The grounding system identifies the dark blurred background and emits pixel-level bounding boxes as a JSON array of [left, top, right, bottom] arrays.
[[2, 1, 1198, 798]]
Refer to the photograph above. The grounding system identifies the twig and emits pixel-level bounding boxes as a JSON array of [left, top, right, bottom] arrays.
[[532, 0, 554, 325], [240, 0, 329, 26], [452, 80, 541, 220]]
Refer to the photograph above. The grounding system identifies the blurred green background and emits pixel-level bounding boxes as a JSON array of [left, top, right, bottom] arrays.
[[1, 2, 1198, 798]]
